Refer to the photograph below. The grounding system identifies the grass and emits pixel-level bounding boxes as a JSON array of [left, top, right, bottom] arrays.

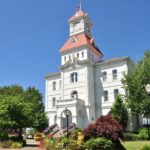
[[123, 141, 150, 150]]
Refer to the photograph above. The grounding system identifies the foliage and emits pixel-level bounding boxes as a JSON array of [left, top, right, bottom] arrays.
[[43, 137, 63, 150], [0, 95, 32, 132], [111, 95, 128, 128], [11, 142, 23, 149], [124, 129, 149, 141], [83, 115, 123, 141], [84, 137, 115, 150], [0, 85, 48, 137], [123, 133, 140, 141], [122, 50, 150, 118], [140, 145, 150, 150], [77, 132, 84, 145], [138, 128, 149, 140], [0, 140, 13, 148], [34, 132, 43, 141], [24, 87, 48, 131], [85, 138, 114, 150], [0, 131, 8, 141]]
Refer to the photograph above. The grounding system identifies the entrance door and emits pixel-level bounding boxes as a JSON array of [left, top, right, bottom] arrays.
[[61, 109, 72, 129]]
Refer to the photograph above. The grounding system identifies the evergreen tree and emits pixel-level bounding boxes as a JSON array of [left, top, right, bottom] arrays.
[[111, 95, 128, 128]]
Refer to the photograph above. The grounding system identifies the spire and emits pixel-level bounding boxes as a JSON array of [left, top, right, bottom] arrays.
[[79, 0, 82, 10], [76, 0, 82, 11]]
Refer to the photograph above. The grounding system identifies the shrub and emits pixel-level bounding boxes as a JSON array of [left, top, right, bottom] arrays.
[[123, 133, 140, 141], [34, 132, 43, 141], [138, 128, 149, 140], [11, 142, 23, 149], [1, 140, 13, 148], [83, 123, 97, 140], [83, 115, 123, 141], [84, 137, 114, 150], [140, 145, 150, 150], [0, 131, 8, 141]]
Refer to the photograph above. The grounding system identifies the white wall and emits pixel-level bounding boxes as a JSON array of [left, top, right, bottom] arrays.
[[94, 59, 129, 118]]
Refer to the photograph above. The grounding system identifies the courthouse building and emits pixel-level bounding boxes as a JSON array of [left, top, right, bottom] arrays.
[[45, 8, 134, 129]]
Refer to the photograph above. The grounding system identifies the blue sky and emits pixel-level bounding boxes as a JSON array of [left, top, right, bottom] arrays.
[[0, 0, 149, 98]]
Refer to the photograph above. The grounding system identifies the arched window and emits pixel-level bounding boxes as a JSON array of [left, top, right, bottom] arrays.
[[102, 71, 107, 82], [70, 72, 78, 83], [52, 97, 56, 107], [71, 91, 78, 98], [52, 81, 56, 90], [112, 69, 117, 80]]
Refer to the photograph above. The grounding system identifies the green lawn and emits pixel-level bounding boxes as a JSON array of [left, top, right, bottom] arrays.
[[123, 141, 150, 150]]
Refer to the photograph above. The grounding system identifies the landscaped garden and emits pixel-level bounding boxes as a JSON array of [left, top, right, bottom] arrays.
[[37, 115, 150, 150]]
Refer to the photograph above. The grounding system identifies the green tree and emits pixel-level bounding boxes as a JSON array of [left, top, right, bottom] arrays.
[[24, 87, 48, 131], [122, 50, 150, 118], [111, 95, 128, 128], [0, 95, 32, 136], [0, 85, 48, 135], [122, 50, 150, 137]]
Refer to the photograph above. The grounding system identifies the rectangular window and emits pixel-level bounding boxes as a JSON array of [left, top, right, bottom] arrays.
[[114, 89, 119, 99], [112, 69, 117, 80], [52, 97, 56, 107], [103, 71, 107, 82], [104, 90, 108, 102], [70, 72, 78, 83], [52, 81, 56, 90]]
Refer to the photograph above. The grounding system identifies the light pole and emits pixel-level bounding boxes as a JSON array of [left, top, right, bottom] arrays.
[[64, 107, 69, 139], [145, 84, 150, 139]]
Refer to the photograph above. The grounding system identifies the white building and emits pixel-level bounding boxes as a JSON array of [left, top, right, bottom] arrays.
[[45, 9, 134, 129]]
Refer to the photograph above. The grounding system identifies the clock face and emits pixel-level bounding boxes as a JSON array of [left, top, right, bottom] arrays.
[[73, 22, 80, 30]]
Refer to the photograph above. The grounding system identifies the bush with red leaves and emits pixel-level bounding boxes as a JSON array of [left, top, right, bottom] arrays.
[[83, 115, 123, 141]]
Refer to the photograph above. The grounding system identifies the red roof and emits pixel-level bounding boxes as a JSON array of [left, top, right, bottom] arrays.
[[60, 33, 103, 57], [69, 10, 87, 22]]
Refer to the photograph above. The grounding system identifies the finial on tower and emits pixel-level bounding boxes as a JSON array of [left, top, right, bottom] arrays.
[[80, 0, 82, 10], [76, 0, 82, 11]]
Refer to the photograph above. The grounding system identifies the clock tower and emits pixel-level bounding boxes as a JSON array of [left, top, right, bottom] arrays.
[[69, 9, 92, 37]]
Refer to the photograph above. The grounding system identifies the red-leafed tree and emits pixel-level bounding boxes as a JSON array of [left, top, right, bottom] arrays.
[[83, 115, 123, 141]]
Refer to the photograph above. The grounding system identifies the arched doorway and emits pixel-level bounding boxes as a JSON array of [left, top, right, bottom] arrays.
[[61, 109, 72, 128], [71, 91, 78, 98]]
